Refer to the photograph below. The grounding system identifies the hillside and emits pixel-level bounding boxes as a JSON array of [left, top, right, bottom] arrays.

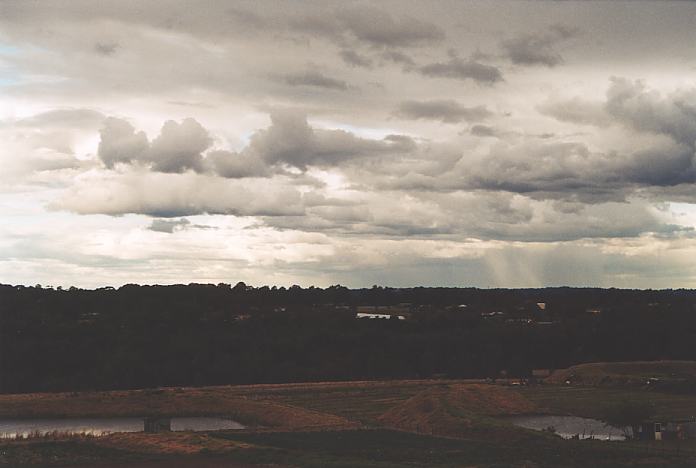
[[546, 361, 696, 387]]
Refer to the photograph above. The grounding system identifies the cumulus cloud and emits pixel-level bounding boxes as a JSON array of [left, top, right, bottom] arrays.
[[542, 78, 696, 145], [501, 25, 577, 67], [97, 118, 149, 168], [604, 78, 696, 146], [93, 112, 420, 179], [394, 99, 492, 123], [148, 118, 211, 173], [98, 117, 213, 173], [539, 79, 696, 188], [419, 57, 503, 84], [97, 117, 259, 176]]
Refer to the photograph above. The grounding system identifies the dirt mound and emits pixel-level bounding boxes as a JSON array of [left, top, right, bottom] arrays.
[[546, 361, 696, 386], [377, 384, 536, 438], [98, 432, 253, 455], [235, 398, 359, 430]]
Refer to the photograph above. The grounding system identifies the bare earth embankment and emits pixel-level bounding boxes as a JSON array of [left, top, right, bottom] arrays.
[[1, 370, 695, 467]]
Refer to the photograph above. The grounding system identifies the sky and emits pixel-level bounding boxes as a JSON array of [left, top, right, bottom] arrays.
[[2, 0, 696, 289]]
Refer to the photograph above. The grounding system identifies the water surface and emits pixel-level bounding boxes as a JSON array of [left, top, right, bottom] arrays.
[[508, 415, 628, 440], [0, 416, 244, 438]]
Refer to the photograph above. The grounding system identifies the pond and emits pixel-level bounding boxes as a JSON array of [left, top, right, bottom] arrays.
[[0, 416, 244, 439], [508, 415, 629, 440]]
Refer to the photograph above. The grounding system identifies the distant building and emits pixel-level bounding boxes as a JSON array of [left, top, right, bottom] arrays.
[[536, 302, 547, 310], [636, 420, 696, 441], [356, 313, 405, 320]]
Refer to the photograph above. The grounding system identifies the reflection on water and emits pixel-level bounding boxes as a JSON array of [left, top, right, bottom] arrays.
[[509, 415, 628, 440], [0, 416, 244, 438]]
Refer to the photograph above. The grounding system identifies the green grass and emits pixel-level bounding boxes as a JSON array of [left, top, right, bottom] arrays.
[[0, 440, 146, 467]]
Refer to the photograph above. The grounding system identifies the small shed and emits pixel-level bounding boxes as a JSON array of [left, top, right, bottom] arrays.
[[636, 420, 696, 441], [144, 417, 172, 433]]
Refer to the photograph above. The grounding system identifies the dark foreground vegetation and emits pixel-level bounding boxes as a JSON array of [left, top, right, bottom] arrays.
[[4, 428, 694, 468], [1, 283, 695, 393], [1, 379, 695, 467]]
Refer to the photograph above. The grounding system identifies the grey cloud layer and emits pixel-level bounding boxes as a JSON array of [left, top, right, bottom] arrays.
[[290, 5, 445, 48], [394, 100, 492, 123], [418, 57, 503, 84], [279, 70, 350, 90], [501, 25, 577, 67], [4, 0, 696, 287]]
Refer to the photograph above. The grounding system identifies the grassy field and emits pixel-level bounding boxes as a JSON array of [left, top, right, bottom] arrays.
[[3, 428, 694, 468], [547, 361, 696, 387], [1, 376, 695, 467], [519, 385, 696, 421]]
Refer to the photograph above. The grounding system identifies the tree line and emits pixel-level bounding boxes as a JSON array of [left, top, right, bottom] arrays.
[[1, 283, 694, 393]]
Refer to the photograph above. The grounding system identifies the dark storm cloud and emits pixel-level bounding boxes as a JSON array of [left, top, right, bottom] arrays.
[[501, 25, 577, 67], [542, 78, 696, 146], [148, 218, 190, 233], [540, 78, 696, 187], [279, 71, 349, 90], [394, 99, 492, 123], [418, 57, 503, 84], [339, 49, 373, 68], [605, 78, 696, 145]]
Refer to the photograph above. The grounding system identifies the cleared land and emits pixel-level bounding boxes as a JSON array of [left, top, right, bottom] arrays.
[[1, 369, 695, 467], [547, 361, 696, 387]]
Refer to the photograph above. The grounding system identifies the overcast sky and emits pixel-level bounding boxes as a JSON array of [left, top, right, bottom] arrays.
[[2, 0, 696, 288]]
